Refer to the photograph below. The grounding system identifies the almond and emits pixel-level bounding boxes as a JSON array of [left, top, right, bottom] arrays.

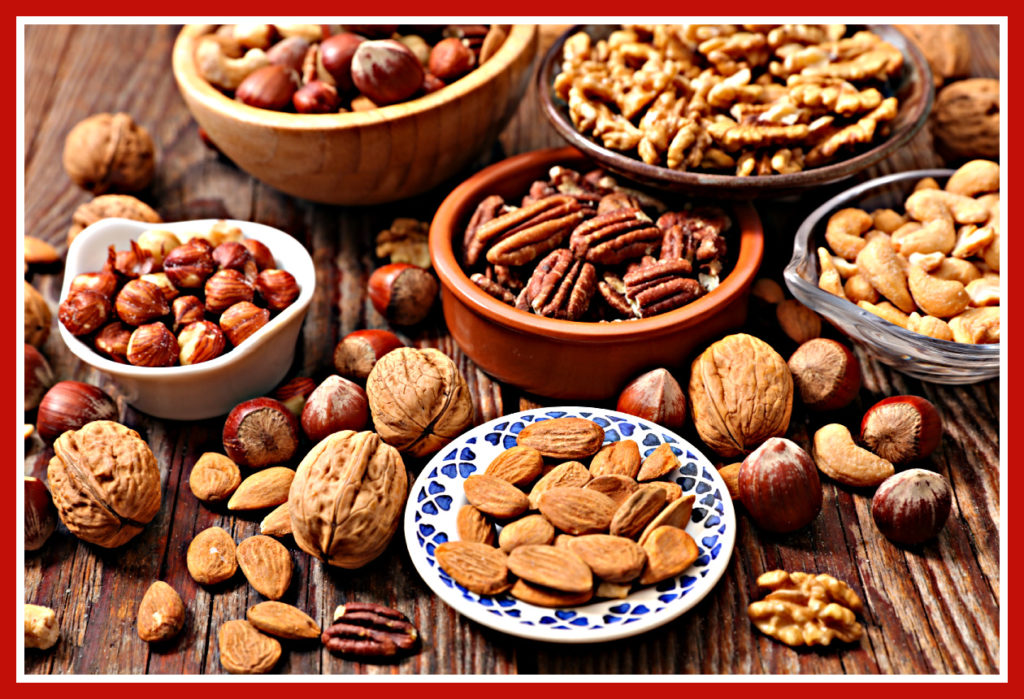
[[187, 526, 238, 585], [218, 620, 281, 674], [227, 466, 295, 511], [637, 443, 680, 481], [639, 493, 696, 546], [528, 461, 591, 509], [589, 440, 641, 478], [553, 533, 576, 549], [645, 480, 683, 502], [498, 514, 554, 553], [567, 534, 647, 583], [25, 236, 59, 265], [247, 601, 320, 640], [583, 474, 638, 506], [188, 452, 241, 503], [516, 417, 605, 459], [595, 581, 631, 599], [484, 445, 544, 487], [463, 474, 529, 519], [510, 578, 594, 607], [137, 581, 185, 642], [435, 541, 511, 595], [456, 504, 496, 545], [259, 503, 291, 538], [507, 544, 592, 593], [236, 535, 293, 600], [639, 526, 700, 585], [610, 486, 666, 539], [538, 487, 616, 535]]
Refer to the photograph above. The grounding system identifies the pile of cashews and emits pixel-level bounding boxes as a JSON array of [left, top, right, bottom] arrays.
[[817, 159, 1000, 344]]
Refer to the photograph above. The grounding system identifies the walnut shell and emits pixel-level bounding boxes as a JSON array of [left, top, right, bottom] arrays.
[[24, 281, 52, 348], [931, 78, 1000, 161], [288, 430, 408, 569], [688, 333, 793, 458], [68, 194, 162, 246], [46, 420, 162, 548], [895, 25, 970, 86], [63, 113, 156, 194], [365, 347, 474, 457]]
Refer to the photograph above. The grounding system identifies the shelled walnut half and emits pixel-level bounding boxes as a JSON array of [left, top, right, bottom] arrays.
[[747, 569, 864, 646]]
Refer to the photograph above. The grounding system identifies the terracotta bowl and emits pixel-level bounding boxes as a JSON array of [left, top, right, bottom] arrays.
[[172, 25, 537, 205], [429, 146, 764, 400]]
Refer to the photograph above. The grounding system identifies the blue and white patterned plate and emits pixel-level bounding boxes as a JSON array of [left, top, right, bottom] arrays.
[[404, 407, 736, 644]]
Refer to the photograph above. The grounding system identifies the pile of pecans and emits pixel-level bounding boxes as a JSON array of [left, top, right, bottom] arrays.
[[462, 165, 730, 320], [58, 221, 300, 367], [553, 24, 903, 176]]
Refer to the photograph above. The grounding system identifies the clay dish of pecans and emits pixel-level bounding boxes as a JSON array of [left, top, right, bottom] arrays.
[[429, 146, 764, 399]]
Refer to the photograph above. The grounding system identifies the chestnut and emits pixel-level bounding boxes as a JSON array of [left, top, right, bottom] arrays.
[[24, 344, 54, 412], [332, 329, 404, 380], [615, 368, 686, 430], [223, 397, 300, 469], [25, 476, 57, 551], [367, 263, 438, 326], [860, 395, 942, 466], [36, 380, 118, 441], [738, 437, 822, 533], [300, 375, 369, 442], [871, 468, 952, 545]]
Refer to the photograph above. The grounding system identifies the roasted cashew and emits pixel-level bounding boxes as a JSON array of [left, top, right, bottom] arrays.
[[813, 424, 894, 487], [817, 248, 846, 298], [863, 229, 891, 245], [951, 224, 996, 259], [982, 233, 1000, 271], [907, 251, 944, 272], [906, 189, 988, 226], [892, 218, 955, 256], [907, 265, 969, 318], [832, 255, 858, 279], [977, 193, 999, 232], [965, 277, 1000, 306], [825, 207, 872, 260], [231, 23, 275, 50], [871, 208, 906, 233], [195, 35, 269, 90], [914, 176, 940, 192], [276, 24, 324, 42], [945, 159, 1000, 197], [855, 237, 915, 313], [907, 312, 954, 341], [930, 257, 982, 285], [844, 274, 879, 303], [949, 307, 1000, 344], [858, 300, 908, 328]]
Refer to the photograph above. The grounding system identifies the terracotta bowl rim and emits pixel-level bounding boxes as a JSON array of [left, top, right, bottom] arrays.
[[429, 145, 765, 343], [172, 24, 538, 132]]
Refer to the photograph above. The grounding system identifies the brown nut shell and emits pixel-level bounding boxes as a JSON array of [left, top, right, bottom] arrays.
[[739, 437, 822, 533], [62, 112, 155, 194]]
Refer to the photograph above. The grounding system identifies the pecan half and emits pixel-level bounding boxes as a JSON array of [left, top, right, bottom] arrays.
[[517, 248, 597, 320], [597, 272, 638, 318], [624, 259, 704, 317], [569, 208, 662, 265], [471, 273, 516, 304], [475, 195, 591, 267], [463, 194, 510, 266], [657, 208, 730, 267], [322, 602, 419, 657]]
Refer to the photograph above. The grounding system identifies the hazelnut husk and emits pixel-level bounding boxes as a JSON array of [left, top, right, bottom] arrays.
[[25, 476, 57, 551], [127, 323, 179, 367], [739, 437, 822, 533], [223, 397, 300, 469], [24, 281, 52, 348], [859, 395, 942, 466], [36, 380, 118, 442], [871, 468, 952, 545], [62, 112, 156, 194], [300, 375, 369, 442], [332, 329, 404, 380], [787, 338, 861, 411], [25, 344, 55, 412], [367, 263, 438, 326]]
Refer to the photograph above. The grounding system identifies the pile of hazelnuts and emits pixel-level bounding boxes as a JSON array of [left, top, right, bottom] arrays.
[[58, 224, 300, 367]]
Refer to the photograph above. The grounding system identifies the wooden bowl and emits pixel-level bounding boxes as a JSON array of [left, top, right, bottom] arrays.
[[429, 146, 765, 400], [172, 25, 538, 205]]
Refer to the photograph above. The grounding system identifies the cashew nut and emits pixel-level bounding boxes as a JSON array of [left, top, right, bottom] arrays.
[[855, 237, 915, 313], [871, 208, 907, 233], [951, 224, 996, 259], [831, 255, 858, 278], [195, 35, 269, 90], [813, 424, 894, 487], [907, 312, 954, 341], [914, 176, 940, 192], [858, 300, 909, 328], [907, 251, 944, 272], [965, 277, 1000, 306], [948, 307, 1000, 344], [817, 248, 846, 298], [863, 229, 891, 245], [231, 23, 275, 50], [825, 208, 872, 260], [844, 274, 879, 303], [982, 233, 1000, 271], [930, 257, 982, 285], [275, 24, 324, 42], [945, 159, 999, 197], [892, 218, 954, 256], [906, 189, 988, 226], [977, 193, 999, 233], [907, 265, 969, 318]]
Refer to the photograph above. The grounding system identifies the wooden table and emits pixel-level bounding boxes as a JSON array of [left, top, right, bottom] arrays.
[[23, 24, 1001, 675]]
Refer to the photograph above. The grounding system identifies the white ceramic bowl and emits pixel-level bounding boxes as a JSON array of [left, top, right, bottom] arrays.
[[58, 218, 315, 420]]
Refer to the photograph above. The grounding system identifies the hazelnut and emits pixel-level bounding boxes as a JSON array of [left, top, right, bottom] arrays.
[[219, 301, 270, 347], [615, 368, 687, 430], [135, 229, 182, 267], [255, 269, 300, 311], [62, 112, 155, 194], [420, 72, 446, 95], [172, 295, 206, 333], [24, 344, 55, 412], [871, 469, 952, 545], [272, 376, 317, 417], [319, 32, 366, 91], [36, 380, 118, 442], [860, 395, 942, 466], [787, 338, 861, 411], [58, 289, 112, 336], [236, 65, 300, 110], [25, 476, 57, 551], [127, 323, 179, 367], [293, 80, 341, 114], [138, 273, 179, 302], [332, 329, 404, 380], [776, 299, 821, 344], [115, 279, 170, 326], [178, 320, 227, 366], [738, 437, 822, 533], [24, 281, 52, 348], [351, 39, 424, 106], [94, 322, 133, 363], [367, 263, 438, 326], [70, 270, 119, 299], [223, 397, 300, 468], [300, 375, 370, 442], [428, 37, 475, 81], [112, 240, 156, 279], [750, 278, 785, 305], [204, 269, 255, 314], [240, 238, 275, 271], [212, 241, 258, 280], [266, 35, 310, 73], [163, 238, 216, 288]]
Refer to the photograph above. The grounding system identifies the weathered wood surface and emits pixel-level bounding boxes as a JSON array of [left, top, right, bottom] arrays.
[[23, 24, 1000, 675]]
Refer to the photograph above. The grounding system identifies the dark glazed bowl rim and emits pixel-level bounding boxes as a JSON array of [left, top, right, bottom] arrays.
[[429, 146, 764, 343], [537, 24, 934, 196]]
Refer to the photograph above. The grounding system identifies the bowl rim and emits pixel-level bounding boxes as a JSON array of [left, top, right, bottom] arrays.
[[536, 24, 935, 193], [172, 24, 538, 131], [58, 217, 316, 379], [429, 145, 764, 343], [784, 168, 1000, 357]]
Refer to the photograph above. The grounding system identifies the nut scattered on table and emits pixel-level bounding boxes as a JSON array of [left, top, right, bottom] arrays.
[[24, 280, 52, 348], [63, 112, 156, 194], [187, 526, 238, 585], [615, 368, 687, 430], [931, 78, 999, 161], [218, 619, 281, 674], [137, 581, 185, 642], [24, 604, 59, 650], [787, 337, 861, 411], [247, 601, 320, 640], [871, 468, 952, 545], [67, 194, 161, 246], [222, 397, 300, 469], [24, 477, 57, 551], [332, 329, 404, 380], [227, 466, 295, 511], [738, 437, 822, 533], [322, 602, 420, 657], [24, 344, 55, 412], [300, 375, 369, 442], [748, 569, 864, 646], [859, 395, 942, 466], [236, 534, 293, 600]]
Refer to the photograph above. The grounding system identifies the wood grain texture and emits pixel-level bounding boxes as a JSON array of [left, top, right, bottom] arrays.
[[23, 24, 1000, 675]]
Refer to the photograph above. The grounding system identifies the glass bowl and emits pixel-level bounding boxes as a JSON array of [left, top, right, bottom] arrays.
[[784, 169, 1000, 384]]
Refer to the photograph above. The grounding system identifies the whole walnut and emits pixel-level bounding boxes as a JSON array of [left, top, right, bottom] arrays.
[[365, 347, 474, 457], [896, 25, 970, 86], [47, 420, 162, 548], [68, 194, 162, 246], [24, 281, 52, 348], [932, 78, 1000, 161], [288, 430, 408, 568], [688, 333, 793, 458], [63, 113, 156, 194]]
